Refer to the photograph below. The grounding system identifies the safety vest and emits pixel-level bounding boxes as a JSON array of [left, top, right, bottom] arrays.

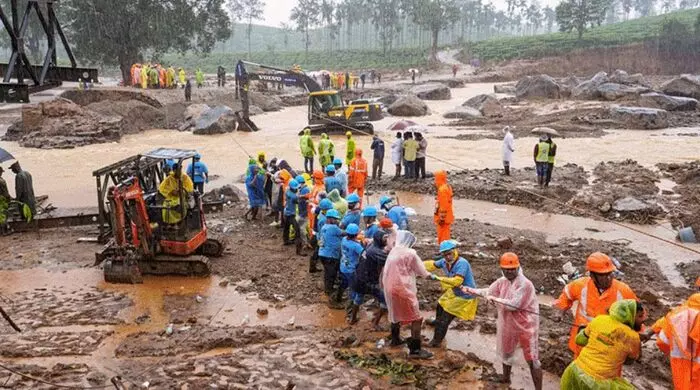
[[548, 142, 556, 164], [536, 141, 550, 163], [349, 158, 367, 188], [658, 306, 700, 390]]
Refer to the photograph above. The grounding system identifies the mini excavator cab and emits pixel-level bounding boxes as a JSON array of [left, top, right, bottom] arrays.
[[95, 148, 224, 284]]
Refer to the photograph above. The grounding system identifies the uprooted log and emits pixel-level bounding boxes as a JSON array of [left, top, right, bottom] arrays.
[[0, 306, 22, 332]]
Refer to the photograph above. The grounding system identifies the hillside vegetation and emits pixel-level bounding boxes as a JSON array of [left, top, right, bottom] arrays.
[[467, 8, 700, 62]]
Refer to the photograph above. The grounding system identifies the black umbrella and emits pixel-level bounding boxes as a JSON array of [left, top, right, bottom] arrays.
[[0, 147, 14, 163]]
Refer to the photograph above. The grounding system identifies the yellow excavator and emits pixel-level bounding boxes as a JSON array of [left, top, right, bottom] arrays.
[[234, 60, 381, 135]]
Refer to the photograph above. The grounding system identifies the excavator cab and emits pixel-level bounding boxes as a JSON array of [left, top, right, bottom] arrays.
[[95, 148, 224, 284]]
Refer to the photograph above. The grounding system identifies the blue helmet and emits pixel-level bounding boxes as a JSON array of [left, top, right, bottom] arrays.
[[379, 195, 392, 207], [333, 158, 343, 166], [194, 153, 202, 160], [289, 180, 300, 191], [439, 240, 458, 253], [319, 199, 333, 210], [347, 193, 361, 204], [326, 209, 340, 219], [362, 206, 378, 217], [295, 175, 306, 184], [300, 186, 310, 196], [346, 223, 360, 235], [325, 164, 336, 174]]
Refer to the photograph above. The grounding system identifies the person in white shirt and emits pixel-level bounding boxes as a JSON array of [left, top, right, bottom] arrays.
[[502, 126, 515, 176], [391, 132, 404, 179]]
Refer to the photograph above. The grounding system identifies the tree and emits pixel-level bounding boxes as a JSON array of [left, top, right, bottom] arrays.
[[229, 0, 266, 59], [280, 22, 293, 49], [555, 0, 608, 39], [290, 0, 321, 59], [661, 0, 676, 12], [634, 0, 656, 16], [406, 0, 460, 62], [371, 0, 403, 54], [62, 0, 230, 84], [543, 6, 556, 32], [621, 0, 632, 19]]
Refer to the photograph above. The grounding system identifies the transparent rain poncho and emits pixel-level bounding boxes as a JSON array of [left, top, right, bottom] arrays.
[[381, 230, 429, 324]]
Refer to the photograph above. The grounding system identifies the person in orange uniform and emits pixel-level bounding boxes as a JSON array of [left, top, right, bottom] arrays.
[[643, 277, 700, 390], [553, 252, 638, 357], [348, 149, 368, 206], [433, 170, 454, 244]]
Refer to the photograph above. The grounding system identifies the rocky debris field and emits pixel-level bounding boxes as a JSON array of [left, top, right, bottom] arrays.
[[657, 160, 700, 235]]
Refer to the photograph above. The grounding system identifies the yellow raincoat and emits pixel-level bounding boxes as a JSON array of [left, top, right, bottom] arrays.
[[425, 256, 479, 320], [158, 172, 194, 224]]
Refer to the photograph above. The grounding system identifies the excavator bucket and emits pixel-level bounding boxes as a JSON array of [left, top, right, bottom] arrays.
[[103, 256, 144, 284], [235, 111, 259, 132]]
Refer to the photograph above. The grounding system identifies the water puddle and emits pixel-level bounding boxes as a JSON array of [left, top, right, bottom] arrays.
[[392, 191, 699, 286]]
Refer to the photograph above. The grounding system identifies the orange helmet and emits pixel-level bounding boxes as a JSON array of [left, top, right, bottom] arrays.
[[500, 252, 520, 269], [586, 252, 616, 274]]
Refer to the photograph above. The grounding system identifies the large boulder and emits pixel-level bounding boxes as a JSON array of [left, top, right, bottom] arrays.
[[193, 105, 237, 134], [387, 95, 429, 116], [462, 94, 503, 117], [662, 75, 700, 99], [410, 83, 451, 100], [185, 104, 211, 121], [612, 197, 651, 212], [597, 83, 651, 101], [609, 70, 650, 87], [2, 98, 124, 149], [249, 91, 283, 111], [443, 106, 482, 119], [494, 84, 516, 94], [558, 76, 582, 98], [610, 106, 669, 129], [639, 92, 698, 111], [572, 71, 609, 100], [429, 79, 465, 88], [515, 75, 561, 99]]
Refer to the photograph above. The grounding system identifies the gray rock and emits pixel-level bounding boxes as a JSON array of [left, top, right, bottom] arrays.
[[662, 75, 700, 99], [494, 84, 516, 94], [248, 105, 264, 116], [639, 92, 698, 111], [558, 76, 582, 98], [429, 79, 465, 88], [193, 105, 237, 134], [443, 106, 482, 119], [612, 197, 650, 212], [410, 83, 452, 100], [610, 69, 650, 87], [249, 91, 282, 111], [515, 74, 561, 99], [610, 106, 669, 129], [462, 94, 503, 116], [202, 184, 245, 203], [185, 104, 211, 121], [572, 71, 609, 100], [597, 83, 650, 101], [378, 94, 399, 107], [387, 95, 429, 116]]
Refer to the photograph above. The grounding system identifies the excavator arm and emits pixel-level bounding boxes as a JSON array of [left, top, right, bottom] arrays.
[[235, 60, 322, 93], [109, 177, 153, 257]]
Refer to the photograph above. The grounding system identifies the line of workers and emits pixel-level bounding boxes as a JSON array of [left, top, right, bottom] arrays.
[[243, 141, 699, 389], [129, 64, 206, 89]]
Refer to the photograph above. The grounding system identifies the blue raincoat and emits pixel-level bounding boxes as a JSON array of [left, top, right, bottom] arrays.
[[245, 165, 266, 208]]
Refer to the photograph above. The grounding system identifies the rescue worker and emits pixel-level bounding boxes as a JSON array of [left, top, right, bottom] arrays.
[[195, 68, 204, 88], [352, 228, 391, 329], [159, 163, 194, 224], [348, 149, 368, 205], [415, 132, 427, 179], [333, 158, 348, 197], [560, 299, 646, 389], [9, 161, 35, 221], [546, 135, 557, 187], [391, 132, 403, 179], [0, 166, 9, 234], [167, 66, 176, 88], [345, 131, 356, 167], [186, 153, 209, 194], [310, 170, 325, 204], [402, 132, 419, 179], [297, 183, 311, 256], [270, 168, 292, 227], [465, 253, 542, 389], [554, 252, 638, 358], [424, 240, 478, 347], [324, 165, 343, 196], [502, 126, 514, 176], [327, 189, 348, 217], [283, 180, 301, 253], [310, 198, 334, 273], [158, 66, 166, 88], [140, 64, 149, 89], [245, 161, 265, 221], [370, 135, 385, 180], [319, 209, 344, 306], [434, 170, 454, 244], [533, 134, 550, 188], [149, 66, 158, 88], [382, 230, 433, 359], [361, 206, 379, 243], [340, 193, 361, 229], [178, 68, 186, 87], [380, 195, 409, 231], [318, 133, 335, 168], [644, 283, 700, 390], [340, 223, 364, 320], [184, 80, 192, 102], [300, 128, 316, 173]]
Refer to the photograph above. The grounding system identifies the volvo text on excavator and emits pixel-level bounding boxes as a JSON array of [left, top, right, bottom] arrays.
[[234, 60, 382, 135], [94, 148, 224, 284]]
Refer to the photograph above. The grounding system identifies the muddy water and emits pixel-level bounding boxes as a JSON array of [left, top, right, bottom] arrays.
[[393, 191, 700, 287], [4, 82, 700, 209]]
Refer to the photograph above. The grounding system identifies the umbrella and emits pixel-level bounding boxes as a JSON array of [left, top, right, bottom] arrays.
[[387, 120, 420, 131], [0, 147, 14, 163], [531, 127, 560, 137]]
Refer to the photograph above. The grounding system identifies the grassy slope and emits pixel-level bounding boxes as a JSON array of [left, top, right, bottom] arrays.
[[468, 8, 700, 62]]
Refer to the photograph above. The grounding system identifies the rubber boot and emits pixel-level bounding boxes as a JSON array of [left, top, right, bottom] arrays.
[[308, 252, 321, 273], [296, 241, 306, 256], [348, 304, 360, 325], [407, 338, 433, 360], [328, 288, 345, 310], [428, 319, 449, 348], [389, 323, 405, 346]]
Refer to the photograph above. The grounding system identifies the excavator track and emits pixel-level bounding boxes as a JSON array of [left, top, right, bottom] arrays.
[[198, 238, 225, 258], [103, 253, 211, 284]]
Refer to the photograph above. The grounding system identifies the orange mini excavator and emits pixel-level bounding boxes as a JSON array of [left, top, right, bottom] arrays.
[[94, 148, 224, 283]]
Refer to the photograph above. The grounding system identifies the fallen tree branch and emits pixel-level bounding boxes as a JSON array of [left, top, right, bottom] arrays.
[[0, 306, 21, 333]]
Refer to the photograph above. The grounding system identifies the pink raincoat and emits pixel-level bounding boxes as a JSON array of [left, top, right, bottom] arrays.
[[480, 269, 540, 363], [381, 230, 429, 324]]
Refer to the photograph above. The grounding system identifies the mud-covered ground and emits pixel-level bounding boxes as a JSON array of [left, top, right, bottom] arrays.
[[658, 160, 700, 234]]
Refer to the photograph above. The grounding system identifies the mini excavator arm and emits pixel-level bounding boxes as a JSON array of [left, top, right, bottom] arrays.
[[110, 178, 153, 257]]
